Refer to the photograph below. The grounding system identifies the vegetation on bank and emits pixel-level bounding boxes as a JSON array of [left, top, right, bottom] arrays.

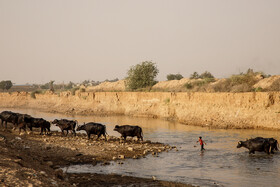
[[1, 62, 280, 93], [181, 69, 268, 93], [30, 90, 38, 99], [167, 73, 184, 81], [125, 61, 159, 91], [0, 80, 13, 91]]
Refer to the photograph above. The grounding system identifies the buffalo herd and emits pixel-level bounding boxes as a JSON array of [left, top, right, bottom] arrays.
[[0, 110, 144, 141], [0, 111, 50, 135], [0, 110, 279, 155]]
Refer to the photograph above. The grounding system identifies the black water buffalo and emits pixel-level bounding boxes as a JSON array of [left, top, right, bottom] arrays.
[[237, 138, 271, 154], [252, 137, 278, 154], [17, 113, 33, 133], [17, 115, 51, 135], [114, 125, 143, 141], [52, 119, 77, 136], [29, 118, 51, 135], [77, 122, 107, 140], [0, 111, 18, 129]]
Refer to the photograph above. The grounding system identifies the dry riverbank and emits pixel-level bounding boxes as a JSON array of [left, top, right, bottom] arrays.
[[0, 91, 280, 130], [0, 128, 190, 187]]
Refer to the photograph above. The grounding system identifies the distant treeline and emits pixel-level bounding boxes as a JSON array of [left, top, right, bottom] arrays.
[[0, 78, 120, 93], [1, 61, 279, 93]]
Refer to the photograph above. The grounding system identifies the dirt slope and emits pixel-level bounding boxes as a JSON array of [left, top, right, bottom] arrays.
[[253, 75, 280, 90], [86, 80, 126, 92]]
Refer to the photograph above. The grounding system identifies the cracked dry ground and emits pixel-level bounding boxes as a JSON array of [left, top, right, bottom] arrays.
[[0, 129, 192, 187]]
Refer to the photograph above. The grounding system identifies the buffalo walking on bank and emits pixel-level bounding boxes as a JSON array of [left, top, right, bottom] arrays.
[[0, 111, 51, 135], [18, 115, 50, 135], [52, 119, 77, 136], [114, 125, 143, 141], [28, 117, 51, 135], [77, 122, 107, 140], [0, 111, 19, 129]]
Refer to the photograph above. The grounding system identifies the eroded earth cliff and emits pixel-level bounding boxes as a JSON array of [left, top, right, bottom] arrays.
[[0, 91, 280, 130]]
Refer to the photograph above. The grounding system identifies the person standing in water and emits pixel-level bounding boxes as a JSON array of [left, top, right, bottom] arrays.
[[197, 136, 206, 151]]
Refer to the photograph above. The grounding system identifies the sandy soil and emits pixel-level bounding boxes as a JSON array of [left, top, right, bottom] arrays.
[[0, 126, 192, 187]]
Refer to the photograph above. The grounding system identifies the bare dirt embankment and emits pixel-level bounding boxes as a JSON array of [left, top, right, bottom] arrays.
[[0, 91, 280, 130]]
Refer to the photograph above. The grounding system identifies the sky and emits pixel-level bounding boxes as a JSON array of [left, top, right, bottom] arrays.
[[0, 0, 280, 85]]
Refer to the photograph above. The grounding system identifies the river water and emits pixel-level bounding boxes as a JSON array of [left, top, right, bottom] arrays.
[[2, 108, 280, 187]]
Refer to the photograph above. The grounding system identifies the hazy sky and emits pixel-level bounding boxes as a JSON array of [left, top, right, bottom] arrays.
[[1, 0, 280, 84]]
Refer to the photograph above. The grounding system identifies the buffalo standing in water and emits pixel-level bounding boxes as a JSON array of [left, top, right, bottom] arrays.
[[77, 122, 107, 140], [237, 138, 271, 154], [114, 125, 143, 141], [250, 137, 279, 154]]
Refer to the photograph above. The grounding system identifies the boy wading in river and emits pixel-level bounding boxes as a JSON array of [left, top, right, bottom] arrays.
[[197, 136, 206, 151]]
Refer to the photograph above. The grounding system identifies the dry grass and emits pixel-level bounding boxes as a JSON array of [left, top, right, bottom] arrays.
[[211, 74, 260, 92]]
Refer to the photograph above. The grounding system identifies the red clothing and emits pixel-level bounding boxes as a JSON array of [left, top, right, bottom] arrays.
[[199, 139, 203, 145]]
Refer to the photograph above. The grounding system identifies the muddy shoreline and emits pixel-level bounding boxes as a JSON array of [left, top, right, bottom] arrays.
[[0, 127, 192, 187]]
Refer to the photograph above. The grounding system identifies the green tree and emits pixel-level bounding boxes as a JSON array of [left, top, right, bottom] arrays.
[[167, 73, 183, 80], [105, 78, 119, 82], [40, 82, 49, 89], [82, 80, 90, 86], [199, 71, 214, 79], [49, 80, 55, 92], [0, 80, 13, 91], [65, 81, 74, 89], [246, 68, 254, 75], [190, 72, 199, 79], [125, 61, 159, 90]]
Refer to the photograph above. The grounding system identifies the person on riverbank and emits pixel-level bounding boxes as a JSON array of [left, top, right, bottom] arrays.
[[197, 136, 206, 151]]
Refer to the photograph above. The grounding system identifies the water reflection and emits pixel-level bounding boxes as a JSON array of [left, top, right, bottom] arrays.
[[1, 108, 280, 187]]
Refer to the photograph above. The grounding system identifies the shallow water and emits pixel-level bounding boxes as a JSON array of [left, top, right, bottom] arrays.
[[2, 108, 280, 187]]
